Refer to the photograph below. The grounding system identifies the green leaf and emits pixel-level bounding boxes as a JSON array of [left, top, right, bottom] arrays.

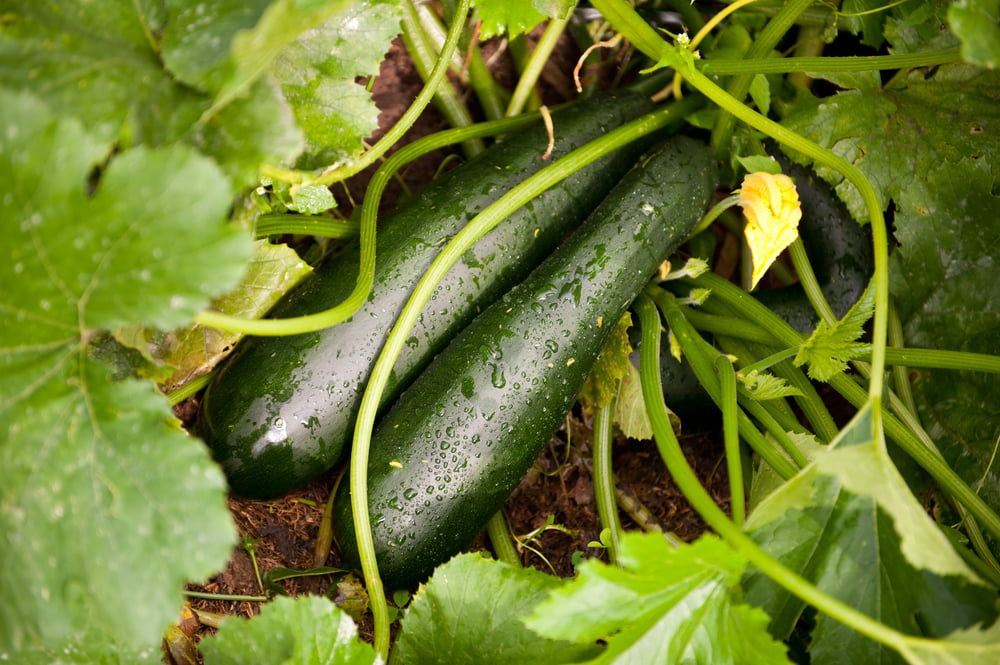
[[747, 432, 822, 512], [816, 406, 979, 582], [794, 282, 873, 381], [784, 59, 1000, 518], [748, 73, 771, 115], [161, 0, 272, 93], [581, 313, 633, 410], [525, 534, 793, 665], [738, 370, 803, 401], [272, 0, 402, 166], [289, 184, 337, 214], [838, 0, 889, 48], [0, 1, 307, 188], [747, 406, 984, 640], [736, 155, 782, 175], [746, 466, 998, 665], [836, 0, 957, 52], [0, 90, 246, 659], [223, 0, 350, 86], [199, 595, 379, 665], [112, 201, 311, 389], [474, 0, 570, 39], [899, 622, 1000, 664], [396, 553, 597, 665], [783, 65, 998, 223], [948, 0, 1000, 68], [187, 77, 305, 188], [889, 157, 1000, 518], [0, 0, 398, 187]]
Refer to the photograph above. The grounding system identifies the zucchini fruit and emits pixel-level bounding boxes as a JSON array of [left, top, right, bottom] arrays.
[[199, 91, 653, 499], [333, 136, 717, 587], [652, 155, 873, 424]]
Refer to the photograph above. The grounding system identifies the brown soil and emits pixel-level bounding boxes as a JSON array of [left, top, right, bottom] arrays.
[[183, 414, 729, 636], [180, 25, 730, 655]]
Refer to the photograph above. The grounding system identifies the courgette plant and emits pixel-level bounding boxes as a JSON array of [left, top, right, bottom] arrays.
[[1, 0, 998, 663]]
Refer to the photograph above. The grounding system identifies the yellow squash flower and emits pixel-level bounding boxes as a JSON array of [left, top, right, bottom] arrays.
[[739, 171, 802, 289]]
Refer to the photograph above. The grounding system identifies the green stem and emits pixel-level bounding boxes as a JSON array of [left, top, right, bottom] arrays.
[[692, 335, 808, 466], [261, 0, 473, 187], [788, 238, 836, 325], [413, 1, 466, 72], [717, 336, 799, 425], [401, 0, 484, 157], [593, 402, 623, 564], [183, 591, 269, 602], [691, 271, 1000, 542], [683, 308, 774, 344], [715, 356, 745, 527], [486, 512, 521, 565], [664, 0, 706, 32], [739, 347, 798, 374], [717, 335, 838, 443], [314, 468, 346, 567], [166, 373, 211, 406], [769, 359, 838, 442], [692, 194, 741, 235], [506, 14, 572, 117], [881, 348, 1000, 373], [686, 49, 892, 410], [349, 99, 696, 661], [699, 48, 960, 75], [634, 293, 910, 657], [787, 22, 828, 91], [887, 300, 919, 417], [646, 287, 799, 478], [254, 214, 359, 239], [684, 308, 1000, 374], [706, 0, 815, 155], [467, 45, 509, 121], [196, 112, 540, 336], [509, 36, 544, 111]]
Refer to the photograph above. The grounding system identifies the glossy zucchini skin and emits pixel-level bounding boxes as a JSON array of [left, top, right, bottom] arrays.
[[199, 91, 653, 499], [654, 156, 874, 425], [333, 136, 717, 587]]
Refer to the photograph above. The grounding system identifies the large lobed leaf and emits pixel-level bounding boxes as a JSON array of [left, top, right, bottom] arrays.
[[783, 64, 1000, 516], [396, 553, 597, 665], [273, 0, 402, 167], [475, 0, 575, 39], [525, 534, 793, 665], [199, 595, 379, 665], [0, 90, 249, 659], [0, 0, 401, 186], [746, 408, 998, 665]]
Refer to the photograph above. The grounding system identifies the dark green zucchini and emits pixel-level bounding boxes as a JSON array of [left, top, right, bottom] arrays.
[[333, 136, 717, 587], [651, 155, 874, 425], [199, 91, 653, 499]]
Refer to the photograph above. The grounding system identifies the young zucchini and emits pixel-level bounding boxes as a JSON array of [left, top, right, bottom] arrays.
[[333, 136, 717, 587], [199, 91, 653, 499], [652, 155, 874, 425]]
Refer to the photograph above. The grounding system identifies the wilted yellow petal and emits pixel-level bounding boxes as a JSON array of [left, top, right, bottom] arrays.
[[739, 172, 802, 289]]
